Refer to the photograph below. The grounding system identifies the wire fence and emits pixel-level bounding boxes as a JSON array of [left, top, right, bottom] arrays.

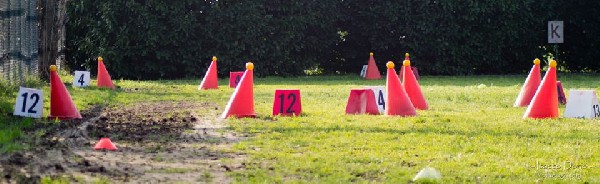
[[0, 0, 39, 84]]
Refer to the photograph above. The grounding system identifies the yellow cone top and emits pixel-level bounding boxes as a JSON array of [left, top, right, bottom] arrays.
[[403, 60, 410, 66], [405, 53, 409, 58], [533, 58, 540, 65], [550, 60, 557, 68], [212, 56, 217, 62], [246, 62, 254, 70], [98, 56, 104, 62], [370, 52, 374, 56], [386, 61, 394, 69], [50, 65, 57, 72]]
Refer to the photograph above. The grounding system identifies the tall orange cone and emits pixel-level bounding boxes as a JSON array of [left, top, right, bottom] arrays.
[[524, 60, 559, 119], [49, 65, 82, 120], [385, 61, 416, 116], [365, 52, 381, 80], [514, 58, 541, 107], [198, 56, 219, 90], [221, 62, 256, 118], [402, 59, 428, 110], [97, 57, 115, 89], [93, 138, 117, 151], [398, 53, 411, 78]]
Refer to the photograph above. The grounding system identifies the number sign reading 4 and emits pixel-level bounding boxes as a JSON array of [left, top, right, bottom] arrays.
[[564, 90, 600, 119], [366, 86, 386, 113], [73, 71, 91, 87], [229, 71, 244, 88], [272, 89, 302, 116], [13, 87, 43, 118]]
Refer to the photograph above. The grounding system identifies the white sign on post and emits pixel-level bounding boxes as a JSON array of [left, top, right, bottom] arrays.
[[548, 21, 564, 43], [13, 87, 43, 118], [360, 65, 368, 78], [73, 71, 91, 87], [366, 86, 386, 113], [564, 90, 600, 119]]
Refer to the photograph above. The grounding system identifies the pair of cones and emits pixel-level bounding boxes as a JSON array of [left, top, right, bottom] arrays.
[[515, 59, 560, 119], [49, 57, 115, 119], [384, 58, 428, 116]]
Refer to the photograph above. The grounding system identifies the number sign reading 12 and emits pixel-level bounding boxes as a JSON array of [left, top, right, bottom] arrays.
[[272, 89, 302, 116], [13, 87, 43, 118], [366, 86, 386, 113], [73, 71, 91, 87]]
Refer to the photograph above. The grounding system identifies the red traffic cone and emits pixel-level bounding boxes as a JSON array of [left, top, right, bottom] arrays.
[[345, 89, 380, 115], [385, 61, 416, 116], [365, 52, 381, 80], [97, 57, 115, 89], [398, 53, 411, 79], [514, 58, 541, 107], [221, 62, 256, 118], [199, 56, 219, 90], [94, 138, 117, 151], [49, 65, 82, 120], [524, 60, 559, 119], [402, 59, 428, 110]]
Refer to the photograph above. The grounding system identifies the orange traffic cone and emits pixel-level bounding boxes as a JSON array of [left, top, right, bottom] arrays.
[[398, 53, 411, 78], [221, 62, 256, 118], [514, 58, 541, 107], [49, 65, 82, 120], [524, 60, 559, 119], [385, 61, 416, 116], [97, 57, 115, 89], [94, 138, 117, 151], [365, 52, 381, 80], [402, 59, 428, 110], [198, 56, 219, 90]]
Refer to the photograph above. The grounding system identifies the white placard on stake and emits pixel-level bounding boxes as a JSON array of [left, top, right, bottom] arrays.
[[13, 87, 43, 118], [548, 21, 564, 43], [360, 65, 368, 78], [564, 90, 600, 119], [73, 71, 91, 87], [366, 86, 386, 113]]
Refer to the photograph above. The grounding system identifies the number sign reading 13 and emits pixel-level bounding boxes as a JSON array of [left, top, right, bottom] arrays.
[[13, 87, 43, 118], [229, 71, 244, 88], [272, 89, 302, 116], [73, 71, 91, 87]]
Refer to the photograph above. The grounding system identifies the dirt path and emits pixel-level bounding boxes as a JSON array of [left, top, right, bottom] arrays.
[[1, 101, 246, 183]]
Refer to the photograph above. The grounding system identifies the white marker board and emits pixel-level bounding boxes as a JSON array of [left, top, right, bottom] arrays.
[[73, 71, 91, 87], [13, 87, 43, 118], [564, 90, 599, 119]]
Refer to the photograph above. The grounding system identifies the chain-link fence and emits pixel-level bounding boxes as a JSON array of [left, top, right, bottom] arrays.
[[0, 0, 39, 84]]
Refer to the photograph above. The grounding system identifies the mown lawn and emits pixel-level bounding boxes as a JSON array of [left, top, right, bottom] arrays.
[[1, 73, 600, 183]]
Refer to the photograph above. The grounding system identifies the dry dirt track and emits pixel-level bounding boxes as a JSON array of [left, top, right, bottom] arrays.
[[0, 101, 246, 183]]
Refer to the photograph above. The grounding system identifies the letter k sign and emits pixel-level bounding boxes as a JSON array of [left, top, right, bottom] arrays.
[[548, 21, 563, 43]]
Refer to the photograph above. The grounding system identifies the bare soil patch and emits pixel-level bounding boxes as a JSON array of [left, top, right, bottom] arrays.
[[0, 101, 246, 183]]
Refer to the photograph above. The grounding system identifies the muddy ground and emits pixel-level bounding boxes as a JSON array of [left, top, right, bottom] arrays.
[[0, 101, 247, 183]]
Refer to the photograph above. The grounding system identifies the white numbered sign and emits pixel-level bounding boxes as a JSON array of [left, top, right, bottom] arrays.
[[13, 87, 43, 118], [564, 90, 600, 119], [366, 86, 386, 113], [73, 71, 91, 87], [360, 65, 368, 78]]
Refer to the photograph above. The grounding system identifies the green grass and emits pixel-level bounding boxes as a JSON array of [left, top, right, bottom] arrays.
[[1, 73, 600, 183]]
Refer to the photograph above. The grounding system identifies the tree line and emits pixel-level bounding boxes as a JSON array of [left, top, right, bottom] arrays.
[[65, 0, 600, 79]]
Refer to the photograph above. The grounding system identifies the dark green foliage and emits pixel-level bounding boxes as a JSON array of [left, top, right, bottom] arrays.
[[66, 0, 600, 79]]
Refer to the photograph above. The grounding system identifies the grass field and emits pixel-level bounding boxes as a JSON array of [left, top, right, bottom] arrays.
[[1, 73, 600, 183]]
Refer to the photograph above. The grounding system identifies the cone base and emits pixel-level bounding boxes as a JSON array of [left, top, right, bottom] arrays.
[[48, 115, 82, 120]]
